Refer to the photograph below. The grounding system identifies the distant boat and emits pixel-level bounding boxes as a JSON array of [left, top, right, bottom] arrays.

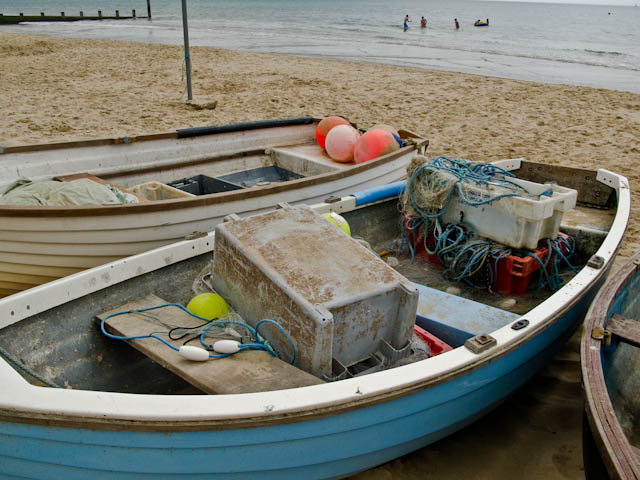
[[474, 19, 489, 27], [0, 116, 427, 297], [581, 251, 640, 478], [0, 157, 630, 478]]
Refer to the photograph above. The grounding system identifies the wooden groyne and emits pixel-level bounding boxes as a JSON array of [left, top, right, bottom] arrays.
[[0, 10, 146, 23]]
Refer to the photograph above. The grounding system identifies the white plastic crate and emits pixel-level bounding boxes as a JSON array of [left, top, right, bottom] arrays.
[[441, 177, 577, 250]]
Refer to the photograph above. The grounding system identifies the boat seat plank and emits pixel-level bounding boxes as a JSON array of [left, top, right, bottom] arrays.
[[269, 145, 347, 175], [98, 294, 323, 394], [53, 172, 148, 203], [414, 283, 520, 335], [607, 314, 640, 348]]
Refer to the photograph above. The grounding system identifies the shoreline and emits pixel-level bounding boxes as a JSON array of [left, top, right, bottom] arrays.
[[1, 30, 639, 479], [3, 23, 639, 95]]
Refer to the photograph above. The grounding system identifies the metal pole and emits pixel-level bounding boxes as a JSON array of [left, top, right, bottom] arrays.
[[181, 0, 193, 101], [146, 0, 151, 19]]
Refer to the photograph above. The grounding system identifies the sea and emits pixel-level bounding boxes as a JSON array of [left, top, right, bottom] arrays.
[[1, 0, 639, 93]]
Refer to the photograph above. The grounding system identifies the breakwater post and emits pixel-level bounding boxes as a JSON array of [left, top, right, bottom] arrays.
[[0, 10, 143, 23], [147, 0, 152, 19]]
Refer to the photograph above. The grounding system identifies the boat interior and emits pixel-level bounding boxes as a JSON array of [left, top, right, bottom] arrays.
[[0, 161, 619, 396], [602, 274, 640, 449], [42, 144, 355, 204], [3, 133, 410, 206]]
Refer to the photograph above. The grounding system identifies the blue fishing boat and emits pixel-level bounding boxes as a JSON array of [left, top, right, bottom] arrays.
[[582, 251, 640, 479], [0, 158, 630, 479]]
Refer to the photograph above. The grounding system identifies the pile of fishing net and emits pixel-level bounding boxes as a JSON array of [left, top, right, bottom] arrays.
[[400, 155, 575, 291]]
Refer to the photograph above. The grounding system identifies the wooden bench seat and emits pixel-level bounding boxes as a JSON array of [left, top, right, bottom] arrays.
[[98, 294, 323, 394]]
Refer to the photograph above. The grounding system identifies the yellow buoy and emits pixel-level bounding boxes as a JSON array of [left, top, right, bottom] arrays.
[[322, 212, 351, 236], [186, 293, 230, 321]]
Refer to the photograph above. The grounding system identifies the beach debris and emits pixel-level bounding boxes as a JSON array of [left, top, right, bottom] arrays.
[[187, 100, 218, 110]]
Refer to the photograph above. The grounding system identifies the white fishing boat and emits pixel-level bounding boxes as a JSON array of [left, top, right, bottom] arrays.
[[0, 116, 427, 297], [0, 157, 629, 479]]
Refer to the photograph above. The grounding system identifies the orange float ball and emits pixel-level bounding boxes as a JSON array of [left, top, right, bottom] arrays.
[[315, 116, 350, 150], [354, 129, 400, 164], [370, 124, 403, 147], [325, 125, 360, 162]]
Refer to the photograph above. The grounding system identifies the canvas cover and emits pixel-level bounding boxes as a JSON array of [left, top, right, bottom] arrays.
[[0, 178, 138, 206]]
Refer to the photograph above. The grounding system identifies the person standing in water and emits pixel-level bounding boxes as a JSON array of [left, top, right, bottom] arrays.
[[454, 18, 460, 29], [420, 16, 427, 28], [404, 14, 410, 30]]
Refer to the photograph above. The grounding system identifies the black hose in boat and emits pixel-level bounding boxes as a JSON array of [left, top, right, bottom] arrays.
[[177, 117, 315, 138]]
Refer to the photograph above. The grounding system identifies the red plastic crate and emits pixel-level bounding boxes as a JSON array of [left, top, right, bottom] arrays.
[[413, 325, 453, 356], [491, 232, 570, 296]]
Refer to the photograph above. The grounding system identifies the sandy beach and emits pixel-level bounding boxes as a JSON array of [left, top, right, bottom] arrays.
[[1, 32, 639, 478]]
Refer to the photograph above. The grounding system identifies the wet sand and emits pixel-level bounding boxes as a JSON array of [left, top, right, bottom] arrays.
[[2, 32, 639, 479]]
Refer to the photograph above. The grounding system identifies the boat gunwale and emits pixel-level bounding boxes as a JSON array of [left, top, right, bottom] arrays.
[[0, 164, 630, 432], [581, 251, 640, 479], [0, 117, 317, 155], [0, 279, 606, 433]]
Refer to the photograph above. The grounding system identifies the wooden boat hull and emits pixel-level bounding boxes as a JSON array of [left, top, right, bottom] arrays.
[[582, 252, 640, 479], [0, 117, 427, 296], [0, 160, 630, 479]]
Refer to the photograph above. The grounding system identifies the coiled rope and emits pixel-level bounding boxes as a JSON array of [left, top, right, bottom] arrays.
[[99, 303, 296, 364]]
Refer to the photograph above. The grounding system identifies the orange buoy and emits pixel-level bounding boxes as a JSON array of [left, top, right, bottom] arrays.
[[354, 129, 400, 164], [315, 116, 350, 150], [325, 124, 360, 162], [370, 124, 403, 147]]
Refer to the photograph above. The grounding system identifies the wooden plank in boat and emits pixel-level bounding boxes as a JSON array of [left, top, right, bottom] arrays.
[[98, 294, 323, 394], [516, 161, 615, 208], [607, 314, 640, 348], [53, 172, 148, 203]]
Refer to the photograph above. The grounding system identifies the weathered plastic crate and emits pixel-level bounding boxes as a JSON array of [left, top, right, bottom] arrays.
[[441, 178, 577, 250], [212, 204, 418, 379]]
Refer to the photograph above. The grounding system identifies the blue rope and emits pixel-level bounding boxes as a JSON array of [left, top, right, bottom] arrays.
[[99, 303, 296, 364], [524, 235, 578, 291]]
